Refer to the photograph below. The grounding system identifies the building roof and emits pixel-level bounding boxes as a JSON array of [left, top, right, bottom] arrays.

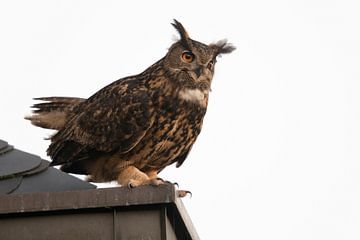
[[0, 139, 95, 194], [0, 184, 199, 240], [0, 139, 200, 239]]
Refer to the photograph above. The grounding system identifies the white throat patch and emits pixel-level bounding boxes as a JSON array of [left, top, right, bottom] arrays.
[[179, 88, 208, 103]]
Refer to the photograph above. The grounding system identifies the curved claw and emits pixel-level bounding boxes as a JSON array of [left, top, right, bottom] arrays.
[[149, 178, 165, 186], [164, 181, 179, 188], [155, 177, 165, 183], [177, 190, 192, 198], [187, 191, 192, 198], [127, 182, 134, 189]]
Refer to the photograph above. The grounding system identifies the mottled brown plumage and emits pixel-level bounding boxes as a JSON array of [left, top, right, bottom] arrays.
[[26, 20, 235, 189]]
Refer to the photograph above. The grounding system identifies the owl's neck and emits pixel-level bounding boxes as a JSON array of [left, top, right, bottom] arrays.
[[178, 88, 207, 101], [178, 88, 209, 107]]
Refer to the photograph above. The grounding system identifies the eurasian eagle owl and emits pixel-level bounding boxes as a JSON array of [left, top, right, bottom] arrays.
[[26, 20, 235, 196]]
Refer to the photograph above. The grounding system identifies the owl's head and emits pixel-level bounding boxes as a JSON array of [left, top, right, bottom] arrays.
[[164, 19, 235, 92]]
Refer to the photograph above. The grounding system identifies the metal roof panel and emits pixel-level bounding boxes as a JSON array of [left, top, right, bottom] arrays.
[[0, 177, 22, 194], [0, 149, 42, 179], [12, 167, 95, 194], [0, 139, 95, 194]]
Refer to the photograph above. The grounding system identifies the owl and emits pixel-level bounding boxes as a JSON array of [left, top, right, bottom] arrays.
[[26, 20, 235, 195]]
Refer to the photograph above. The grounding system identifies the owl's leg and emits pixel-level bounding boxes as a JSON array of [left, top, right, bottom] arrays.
[[117, 166, 163, 188], [145, 170, 159, 180]]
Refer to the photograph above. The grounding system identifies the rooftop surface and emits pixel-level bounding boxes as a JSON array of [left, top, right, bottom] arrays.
[[0, 139, 199, 239], [0, 139, 95, 194], [0, 181, 199, 240]]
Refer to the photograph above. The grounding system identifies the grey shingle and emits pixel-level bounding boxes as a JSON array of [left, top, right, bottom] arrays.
[[0, 139, 95, 195]]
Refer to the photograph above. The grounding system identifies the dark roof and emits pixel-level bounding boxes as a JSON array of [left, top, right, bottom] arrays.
[[0, 139, 200, 239], [0, 139, 95, 194], [0, 180, 199, 240]]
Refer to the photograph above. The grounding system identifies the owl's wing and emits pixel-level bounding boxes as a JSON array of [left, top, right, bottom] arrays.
[[48, 79, 155, 166], [175, 147, 191, 168]]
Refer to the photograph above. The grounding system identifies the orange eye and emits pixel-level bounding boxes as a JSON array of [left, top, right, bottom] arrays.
[[181, 51, 195, 63]]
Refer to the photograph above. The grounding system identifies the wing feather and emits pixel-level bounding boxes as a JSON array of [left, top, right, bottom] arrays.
[[48, 78, 155, 166]]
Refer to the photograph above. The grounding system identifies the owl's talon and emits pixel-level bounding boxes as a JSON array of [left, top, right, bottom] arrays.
[[127, 182, 134, 189], [177, 190, 192, 198], [149, 178, 165, 186], [163, 180, 178, 187], [170, 182, 179, 188], [155, 177, 165, 182]]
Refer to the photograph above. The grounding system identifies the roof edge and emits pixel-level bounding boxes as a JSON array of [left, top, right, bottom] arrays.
[[0, 183, 176, 214]]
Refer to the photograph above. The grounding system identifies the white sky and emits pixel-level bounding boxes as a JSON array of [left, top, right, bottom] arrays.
[[1, 0, 360, 239]]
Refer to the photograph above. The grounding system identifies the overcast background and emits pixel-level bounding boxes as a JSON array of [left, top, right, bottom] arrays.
[[1, 1, 360, 239]]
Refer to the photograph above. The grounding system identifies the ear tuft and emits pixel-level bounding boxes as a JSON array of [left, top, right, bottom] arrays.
[[210, 39, 236, 56], [171, 19, 192, 49], [171, 19, 189, 40]]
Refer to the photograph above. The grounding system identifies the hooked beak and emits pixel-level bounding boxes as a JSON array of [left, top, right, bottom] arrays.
[[194, 67, 203, 78]]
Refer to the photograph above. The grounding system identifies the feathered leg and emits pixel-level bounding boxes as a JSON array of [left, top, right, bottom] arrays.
[[117, 166, 163, 187], [118, 167, 191, 197]]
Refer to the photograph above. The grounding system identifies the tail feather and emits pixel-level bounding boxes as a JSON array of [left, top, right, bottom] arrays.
[[25, 97, 85, 130], [33, 97, 84, 102]]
